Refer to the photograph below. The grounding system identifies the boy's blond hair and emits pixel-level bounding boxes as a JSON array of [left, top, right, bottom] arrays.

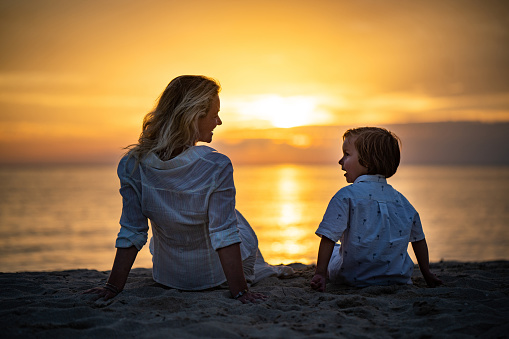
[[343, 127, 401, 178]]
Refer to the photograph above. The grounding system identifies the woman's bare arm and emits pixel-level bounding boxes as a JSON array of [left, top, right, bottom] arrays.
[[83, 246, 138, 300], [217, 243, 266, 303]]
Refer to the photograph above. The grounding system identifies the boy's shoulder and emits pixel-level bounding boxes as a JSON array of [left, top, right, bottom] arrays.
[[334, 176, 383, 195], [333, 176, 409, 201], [332, 183, 360, 200]]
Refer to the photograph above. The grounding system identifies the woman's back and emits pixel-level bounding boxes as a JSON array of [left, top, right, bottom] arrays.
[[117, 145, 256, 290]]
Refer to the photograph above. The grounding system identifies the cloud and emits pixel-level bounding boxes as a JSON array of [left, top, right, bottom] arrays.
[[1, 0, 508, 98], [0, 92, 151, 109], [0, 0, 508, 164], [212, 122, 509, 166]]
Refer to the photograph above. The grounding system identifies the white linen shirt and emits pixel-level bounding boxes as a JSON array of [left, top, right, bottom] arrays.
[[316, 174, 425, 286], [116, 145, 257, 290]]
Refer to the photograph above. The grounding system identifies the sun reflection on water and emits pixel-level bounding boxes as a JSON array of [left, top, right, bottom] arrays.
[[0, 165, 507, 272], [278, 203, 300, 226], [233, 165, 339, 265]]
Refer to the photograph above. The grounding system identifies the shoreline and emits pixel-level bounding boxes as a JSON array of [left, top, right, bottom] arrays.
[[1, 261, 508, 338]]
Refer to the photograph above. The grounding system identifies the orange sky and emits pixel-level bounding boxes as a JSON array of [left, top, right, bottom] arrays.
[[0, 0, 508, 164]]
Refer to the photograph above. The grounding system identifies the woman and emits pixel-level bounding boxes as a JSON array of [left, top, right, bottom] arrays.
[[85, 75, 291, 303]]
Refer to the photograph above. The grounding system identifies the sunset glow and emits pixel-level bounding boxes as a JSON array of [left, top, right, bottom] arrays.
[[0, 0, 507, 164], [235, 95, 322, 128]]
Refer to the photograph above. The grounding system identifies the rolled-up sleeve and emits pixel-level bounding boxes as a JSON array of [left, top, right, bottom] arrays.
[[208, 162, 241, 250], [116, 158, 149, 250]]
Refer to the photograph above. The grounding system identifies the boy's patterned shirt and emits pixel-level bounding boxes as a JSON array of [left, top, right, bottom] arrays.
[[316, 174, 425, 286]]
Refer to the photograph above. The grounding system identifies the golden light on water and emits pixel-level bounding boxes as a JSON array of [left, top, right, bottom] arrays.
[[0, 164, 507, 273], [277, 167, 300, 196], [236, 165, 329, 265], [271, 241, 305, 256], [278, 203, 301, 226]]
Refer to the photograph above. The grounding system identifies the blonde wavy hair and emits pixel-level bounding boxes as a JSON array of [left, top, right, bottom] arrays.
[[127, 75, 221, 161]]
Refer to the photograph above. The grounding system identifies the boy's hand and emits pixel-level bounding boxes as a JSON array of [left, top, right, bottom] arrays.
[[423, 271, 443, 287], [310, 273, 327, 292]]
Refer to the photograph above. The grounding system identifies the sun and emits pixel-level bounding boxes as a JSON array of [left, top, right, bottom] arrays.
[[236, 95, 318, 128]]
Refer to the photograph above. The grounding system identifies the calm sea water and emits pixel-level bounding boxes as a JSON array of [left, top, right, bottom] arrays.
[[0, 164, 508, 273]]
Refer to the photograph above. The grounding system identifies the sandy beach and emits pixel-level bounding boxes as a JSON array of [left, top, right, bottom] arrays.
[[1, 261, 508, 338]]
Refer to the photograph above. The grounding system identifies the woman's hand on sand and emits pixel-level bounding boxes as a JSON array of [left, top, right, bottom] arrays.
[[310, 273, 327, 292], [82, 287, 118, 301], [236, 291, 268, 304]]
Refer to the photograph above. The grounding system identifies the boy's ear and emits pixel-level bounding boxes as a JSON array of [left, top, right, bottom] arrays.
[[358, 158, 369, 169]]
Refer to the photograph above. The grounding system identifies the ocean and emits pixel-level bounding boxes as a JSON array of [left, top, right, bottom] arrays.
[[1, 164, 508, 273]]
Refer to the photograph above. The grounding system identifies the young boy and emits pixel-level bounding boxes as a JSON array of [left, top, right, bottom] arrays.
[[310, 127, 442, 291]]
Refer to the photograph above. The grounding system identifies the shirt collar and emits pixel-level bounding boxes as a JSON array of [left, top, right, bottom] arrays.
[[354, 174, 387, 184], [143, 145, 216, 170]]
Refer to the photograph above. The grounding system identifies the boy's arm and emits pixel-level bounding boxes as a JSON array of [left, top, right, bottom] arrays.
[[411, 238, 443, 287], [310, 236, 336, 292]]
